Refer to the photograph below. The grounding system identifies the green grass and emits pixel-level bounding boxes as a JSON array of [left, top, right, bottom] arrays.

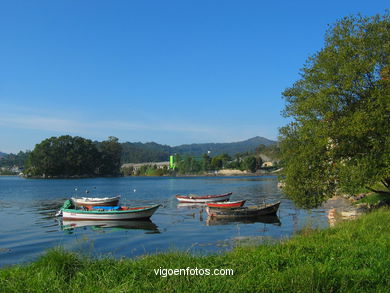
[[1, 208, 390, 293], [354, 193, 390, 205]]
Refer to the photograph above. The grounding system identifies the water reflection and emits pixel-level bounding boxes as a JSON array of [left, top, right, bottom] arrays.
[[31, 199, 66, 218], [61, 219, 160, 233], [206, 215, 281, 226], [177, 203, 206, 209], [0, 175, 334, 267]]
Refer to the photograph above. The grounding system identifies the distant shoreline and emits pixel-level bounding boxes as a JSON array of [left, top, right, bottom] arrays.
[[13, 168, 280, 179], [19, 173, 276, 179]]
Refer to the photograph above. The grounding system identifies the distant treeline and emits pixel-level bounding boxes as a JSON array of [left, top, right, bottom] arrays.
[[123, 146, 280, 176], [0, 151, 30, 168], [0, 136, 280, 177], [121, 142, 171, 163], [24, 136, 122, 178]]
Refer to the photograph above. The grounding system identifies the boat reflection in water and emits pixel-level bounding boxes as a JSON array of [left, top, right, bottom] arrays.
[[177, 202, 206, 209], [61, 219, 160, 233], [206, 215, 281, 226]]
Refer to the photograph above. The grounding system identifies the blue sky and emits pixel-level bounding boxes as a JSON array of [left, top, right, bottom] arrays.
[[0, 1, 388, 153]]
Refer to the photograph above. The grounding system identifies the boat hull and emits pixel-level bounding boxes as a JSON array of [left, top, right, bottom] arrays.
[[62, 205, 160, 220], [206, 202, 280, 218], [206, 200, 246, 208], [176, 192, 232, 203], [71, 196, 120, 206]]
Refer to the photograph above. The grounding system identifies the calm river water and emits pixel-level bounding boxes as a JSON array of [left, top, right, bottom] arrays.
[[0, 175, 329, 267]]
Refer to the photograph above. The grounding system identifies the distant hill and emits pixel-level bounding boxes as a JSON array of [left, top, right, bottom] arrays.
[[0, 152, 7, 158], [172, 136, 276, 157], [120, 136, 277, 163], [121, 142, 172, 163]]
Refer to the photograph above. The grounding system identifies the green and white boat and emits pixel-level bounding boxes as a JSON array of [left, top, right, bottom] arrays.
[[57, 200, 160, 221]]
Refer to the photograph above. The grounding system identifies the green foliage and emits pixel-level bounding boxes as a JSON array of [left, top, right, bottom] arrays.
[[96, 137, 122, 176], [26, 136, 100, 177], [243, 156, 257, 172], [171, 136, 276, 157], [176, 156, 203, 174], [121, 165, 134, 176], [0, 151, 30, 168], [1, 208, 389, 292], [4, 139, 279, 171], [121, 145, 276, 176], [0, 169, 18, 175], [280, 12, 390, 208], [210, 153, 231, 170], [25, 136, 122, 177], [256, 144, 281, 161], [354, 193, 390, 205], [120, 137, 277, 163], [202, 153, 212, 171], [129, 164, 170, 176], [121, 142, 171, 163]]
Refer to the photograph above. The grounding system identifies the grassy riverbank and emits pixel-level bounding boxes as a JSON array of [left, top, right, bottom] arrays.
[[1, 208, 389, 293], [354, 192, 390, 206]]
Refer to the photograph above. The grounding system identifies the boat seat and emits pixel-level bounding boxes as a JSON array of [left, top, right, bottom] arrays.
[[92, 206, 120, 211]]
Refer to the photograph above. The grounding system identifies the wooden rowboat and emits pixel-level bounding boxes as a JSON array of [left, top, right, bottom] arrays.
[[175, 192, 232, 203], [71, 195, 120, 206], [206, 200, 246, 208], [206, 201, 280, 218], [58, 200, 160, 221]]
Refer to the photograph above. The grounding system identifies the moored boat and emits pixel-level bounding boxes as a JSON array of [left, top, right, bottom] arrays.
[[176, 192, 232, 203], [58, 200, 160, 220], [71, 195, 120, 206], [206, 200, 246, 208], [206, 201, 280, 218]]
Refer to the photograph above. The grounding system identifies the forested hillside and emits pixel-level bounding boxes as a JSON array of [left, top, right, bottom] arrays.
[[120, 136, 276, 163], [1, 136, 277, 167]]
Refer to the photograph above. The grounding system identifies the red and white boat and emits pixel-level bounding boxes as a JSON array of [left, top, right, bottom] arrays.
[[71, 195, 120, 207], [206, 200, 246, 208], [175, 192, 232, 203]]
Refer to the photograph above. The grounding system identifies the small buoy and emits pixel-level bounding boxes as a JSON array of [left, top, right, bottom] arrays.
[[133, 189, 136, 192], [85, 190, 90, 194]]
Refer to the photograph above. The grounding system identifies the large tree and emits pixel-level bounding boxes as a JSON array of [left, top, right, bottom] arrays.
[[26, 135, 122, 177], [280, 12, 390, 208], [97, 136, 123, 176], [26, 135, 100, 177]]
